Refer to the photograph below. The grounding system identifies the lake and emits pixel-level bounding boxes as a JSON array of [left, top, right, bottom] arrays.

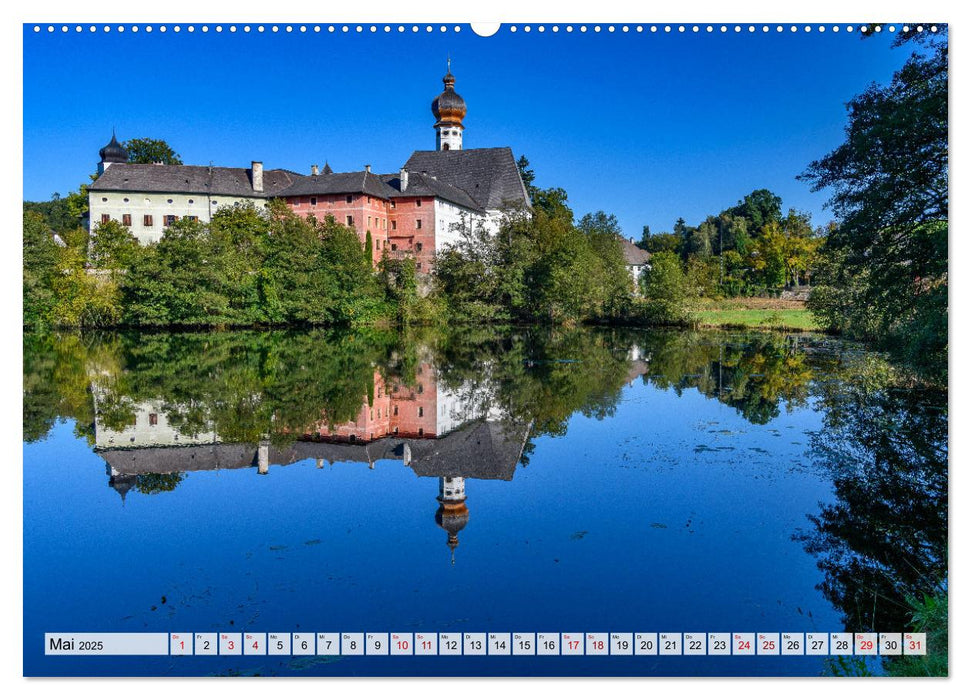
[[22, 325, 947, 676]]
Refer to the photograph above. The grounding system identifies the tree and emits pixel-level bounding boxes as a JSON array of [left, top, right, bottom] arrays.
[[517, 155, 536, 198], [728, 189, 783, 234], [640, 230, 681, 255], [800, 36, 947, 365], [90, 219, 139, 271], [23, 211, 59, 327], [124, 138, 183, 165], [639, 250, 691, 324], [577, 211, 634, 317], [530, 186, 573, 223]]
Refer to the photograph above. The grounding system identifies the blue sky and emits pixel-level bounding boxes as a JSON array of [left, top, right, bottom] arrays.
[[23, 24, 920, 237]]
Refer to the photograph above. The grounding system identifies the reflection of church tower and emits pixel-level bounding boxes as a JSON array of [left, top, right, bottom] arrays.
[[108, 472, 137, 504], [435, 476, 468, 564]]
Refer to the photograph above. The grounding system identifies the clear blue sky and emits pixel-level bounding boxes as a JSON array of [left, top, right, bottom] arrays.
[[23, 24, 918, 237]]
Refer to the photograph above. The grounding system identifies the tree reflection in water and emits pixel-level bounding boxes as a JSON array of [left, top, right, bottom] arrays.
[[798, 354, 947, 637]]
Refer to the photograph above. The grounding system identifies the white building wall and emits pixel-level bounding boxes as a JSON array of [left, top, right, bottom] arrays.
[[88, 191, 270, 245], [433, 200, 510, 252], [435, 381, 505, 436], [94, 399, 218, 449]]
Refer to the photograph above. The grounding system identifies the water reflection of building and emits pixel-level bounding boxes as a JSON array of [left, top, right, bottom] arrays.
[[97, 416, 530, 560], [92, 362, 530, 559]]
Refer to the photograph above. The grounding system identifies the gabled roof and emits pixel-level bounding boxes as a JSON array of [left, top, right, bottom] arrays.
[[278, 170, 399, 199], [619, 237, 652, 266], [97, 418, 532, 482], [403, 147, 530, 211], [382, 172, 483, 212], [87, 163, 299, 198]]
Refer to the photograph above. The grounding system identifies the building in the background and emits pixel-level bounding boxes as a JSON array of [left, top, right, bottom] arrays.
[[87, 155, 299, 245], [86, 67, 530, 267], [619, 236, 652, 289]]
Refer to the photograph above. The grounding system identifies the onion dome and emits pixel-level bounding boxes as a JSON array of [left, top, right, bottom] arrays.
[[99, 130, 128, 164], [435, 500, 469, 564], [431, 69, 467, 127]]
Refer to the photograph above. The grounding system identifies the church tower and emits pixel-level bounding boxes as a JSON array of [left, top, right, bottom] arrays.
[[431, 60, 467, 151], [97, 129, 128, 176]]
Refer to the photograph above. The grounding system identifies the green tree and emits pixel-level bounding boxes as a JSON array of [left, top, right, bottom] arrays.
[[22, 211, 59, 327], [124, 138, 183, 165], [640, 230, 681, 255], [531, 186, 574, 223], [800, 37, 947, 365], [639, 250, 692, 324], [728, 189, 783, 234], [577, 211, 633, 317], [517, 155, 537, 198], [90, 219, 139, 271]]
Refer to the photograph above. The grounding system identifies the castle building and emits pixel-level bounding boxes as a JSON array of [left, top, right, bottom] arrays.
[[86, 67, 530, 267]]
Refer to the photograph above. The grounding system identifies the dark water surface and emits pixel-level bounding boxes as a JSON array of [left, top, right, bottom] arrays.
[[22, 326, 946, 676]]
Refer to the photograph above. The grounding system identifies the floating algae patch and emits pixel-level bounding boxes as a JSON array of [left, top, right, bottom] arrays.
[[304, 539, 322, 546], [694, 444, 736, 453], [650, 523, 668, 529]]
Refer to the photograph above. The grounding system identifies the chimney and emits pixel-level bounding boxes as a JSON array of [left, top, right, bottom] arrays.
[[400, 168, 409, 192], [364, 164, 371, 173], [251, 161, 264, 192], [311, 164, 319, 176]]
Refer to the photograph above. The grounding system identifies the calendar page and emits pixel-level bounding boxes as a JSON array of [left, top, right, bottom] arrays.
[[20, 13, 948, 681]]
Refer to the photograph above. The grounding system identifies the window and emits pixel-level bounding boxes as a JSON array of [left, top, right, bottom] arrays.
[[391, 243, 397, 251], [418, 407, 424, 418], [416, 199, 422, 207], [187, 216, 199, 222], [165, 215, 178, 226], [188, 199, 194, 204], [391, 201, 396, 209], [416, 262, 422, 270], [346, 194, 353, 203], [391, 220, 397, 231], [149, 413, 158, 426], [367, 196, 371, 204], [310, 197, 317, 206], [375, 239, 380, 250], [418, 384, 424, 394], [346, 215, 354, 226], [367, 216, 371, 227], [167, 198, 173, 204], [416, 242, 423, 252], [212, 200, 218, 205], [393, 406, 398, 416], [416, 219, 422, 229], [122, 214, 132, 227], [144, 215, 154, 227], [101, 214, 110, 224], [418, 428, 424, 436], [123, 197, 130, 203], [101, 197, 107, 202]]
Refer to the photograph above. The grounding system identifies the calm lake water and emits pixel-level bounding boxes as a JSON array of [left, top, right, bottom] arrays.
[[22, 326, 946, 676]]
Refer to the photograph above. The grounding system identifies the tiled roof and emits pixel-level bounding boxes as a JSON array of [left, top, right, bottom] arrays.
[[88, 163, 299, 197], [382, 172, 483, 212], [620, 237, 652, 266], [98, 418, 531, 482], [403, 147, 530, 211], [278, 170, 400, 199]]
